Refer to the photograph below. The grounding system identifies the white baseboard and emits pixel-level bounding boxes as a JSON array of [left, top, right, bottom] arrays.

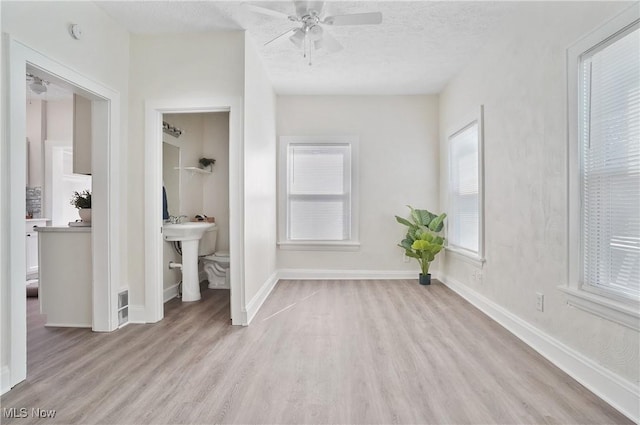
[[1, 365, 10, 395], [164, 283, 179, 303], [128, 304, 146, 324], [245, 271, 280, 325], [277, 269, 417, 280], [438, 274, 639, 423]]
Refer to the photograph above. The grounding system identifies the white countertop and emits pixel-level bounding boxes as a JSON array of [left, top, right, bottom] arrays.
[[35, 226, 92, 233], [26, 218, 50, 222]]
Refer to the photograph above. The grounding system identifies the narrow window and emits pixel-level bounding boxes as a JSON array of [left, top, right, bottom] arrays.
[[580, 25, 640, 300], [448, 121, 482, 257]]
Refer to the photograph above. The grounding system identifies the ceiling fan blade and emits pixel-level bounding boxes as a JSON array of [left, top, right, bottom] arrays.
[[294, 1, 325, 17], [294, 1, 308, 17], [315, 30, 343, 53], [264, 28, 297, 46], [289, 28, 306, 49], [323, 12, 382, 26], [242, 3, 292, 20]]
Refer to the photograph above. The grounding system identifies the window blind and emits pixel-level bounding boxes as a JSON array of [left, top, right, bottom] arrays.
[[449, 122, 480, 253], [581, 26, 640, 299], [287, 144, 351, 241]]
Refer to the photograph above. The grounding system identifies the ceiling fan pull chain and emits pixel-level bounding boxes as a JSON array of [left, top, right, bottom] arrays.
[[303, 33, 307, 58]]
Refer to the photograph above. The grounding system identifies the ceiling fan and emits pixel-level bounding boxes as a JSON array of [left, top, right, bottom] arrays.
[[26, 73, 49, 95], [243, 1, 383, 65]]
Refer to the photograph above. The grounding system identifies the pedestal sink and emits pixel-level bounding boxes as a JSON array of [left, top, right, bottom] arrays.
[[163, 222, 215, 302]]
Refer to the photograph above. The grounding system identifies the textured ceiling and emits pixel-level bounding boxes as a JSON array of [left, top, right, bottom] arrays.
[[96, 1, 519, 95]]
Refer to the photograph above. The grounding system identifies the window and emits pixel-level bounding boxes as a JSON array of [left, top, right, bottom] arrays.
[[580, 25, 639, 300], [448, 110, 484, 260], [278, 136, 359, 250], [566, 7, 639, 329]]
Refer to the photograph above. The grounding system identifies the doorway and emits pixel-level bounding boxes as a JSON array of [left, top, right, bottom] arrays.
[[5, 37, 122, 391], [144, 100, 245, 326]]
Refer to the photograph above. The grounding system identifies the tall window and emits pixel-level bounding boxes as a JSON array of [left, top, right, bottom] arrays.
[[448, 119, 483, 257], [278, 136, 359, 249], [580, 25, 639, 300]]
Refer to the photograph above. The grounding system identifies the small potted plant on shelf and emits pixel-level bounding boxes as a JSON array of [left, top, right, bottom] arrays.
[[395, 205, 446, 285], [199, 157, 216, 172], [70, 190, 92, 222]]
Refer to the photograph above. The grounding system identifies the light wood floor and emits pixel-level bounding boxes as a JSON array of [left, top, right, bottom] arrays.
[[1, 280, 631, 424]]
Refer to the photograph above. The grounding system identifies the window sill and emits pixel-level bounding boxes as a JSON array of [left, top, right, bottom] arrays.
[[444, 247, 485, 268], [278, 241, 361, 251], [558, 286, 639, 331]]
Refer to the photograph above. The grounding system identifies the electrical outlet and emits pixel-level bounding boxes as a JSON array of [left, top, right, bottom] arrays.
[[471, 270, 483, 284], [536, 293, 544, 312]]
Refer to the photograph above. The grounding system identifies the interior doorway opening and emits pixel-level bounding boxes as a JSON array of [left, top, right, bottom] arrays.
[[5, 37, 122, 393], [161, 111, 231, 312], [144, 100, 245, 326]]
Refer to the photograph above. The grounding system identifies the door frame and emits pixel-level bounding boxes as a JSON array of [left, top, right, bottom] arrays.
[[3, 36, 122, 391], [144, 99, 245, 325]]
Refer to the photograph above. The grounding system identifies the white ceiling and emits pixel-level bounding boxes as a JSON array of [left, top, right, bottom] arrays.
[[96, 1, 519, 95]]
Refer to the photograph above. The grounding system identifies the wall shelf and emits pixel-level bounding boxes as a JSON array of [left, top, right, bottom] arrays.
[[174, 166, 211, 176]]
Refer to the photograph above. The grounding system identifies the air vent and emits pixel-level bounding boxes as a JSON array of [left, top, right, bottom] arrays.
[[118, 290, 129, 327]]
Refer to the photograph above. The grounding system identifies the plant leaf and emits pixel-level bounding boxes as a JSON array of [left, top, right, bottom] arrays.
[[409, 205, 420, 225], [399, 239, 413, 250], [405, 250, 420, 259], [428, 213, 447, 232], [420, 209, 437, 226], [395, 216, 413, 227]]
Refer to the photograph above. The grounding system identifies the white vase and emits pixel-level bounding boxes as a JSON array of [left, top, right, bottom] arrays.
[[79, 208, 92, 223]]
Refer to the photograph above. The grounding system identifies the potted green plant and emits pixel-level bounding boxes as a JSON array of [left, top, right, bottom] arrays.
[[395, 206, 446, 285], [199, 157, 215, 172], [70, 190, 92, 222]]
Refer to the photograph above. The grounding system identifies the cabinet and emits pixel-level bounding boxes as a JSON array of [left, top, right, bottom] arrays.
[[26, 219, 48, 278], [35, 227, 92, 327], [73, 94, 92, 175]]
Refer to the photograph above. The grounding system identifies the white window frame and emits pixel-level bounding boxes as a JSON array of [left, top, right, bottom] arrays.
[[564, 5, 640, 330], [278, 136, 360, 251], [446, 106, 485, 265]]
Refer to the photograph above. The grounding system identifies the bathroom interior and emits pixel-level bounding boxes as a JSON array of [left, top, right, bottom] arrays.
[[162, 112, 231, 311]]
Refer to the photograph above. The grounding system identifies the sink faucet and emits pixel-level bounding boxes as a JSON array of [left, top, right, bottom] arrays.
[[169, 215, 188, 224]]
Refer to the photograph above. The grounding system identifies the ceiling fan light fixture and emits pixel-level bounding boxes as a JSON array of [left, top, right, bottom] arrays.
[[28, 76, 48, 95], [289, 28, 305, 48], [308, 25, 323, 41]]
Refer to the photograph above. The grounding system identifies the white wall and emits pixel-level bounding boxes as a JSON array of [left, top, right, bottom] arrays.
[[203, 112, 230, 253], [438, 0, 637, 389], [45, 99, 73, 142], [277, 95, 440, 273], [0, 0, 6, 393], [25, 99, 45, 187], [128, 32, 244, 306], [26, 98, 73, 191], [243, 36, 277, 303], [1, 1, 129, 392]]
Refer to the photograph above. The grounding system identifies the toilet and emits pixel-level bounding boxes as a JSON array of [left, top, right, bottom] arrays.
[[198, 224, 230, 289]]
